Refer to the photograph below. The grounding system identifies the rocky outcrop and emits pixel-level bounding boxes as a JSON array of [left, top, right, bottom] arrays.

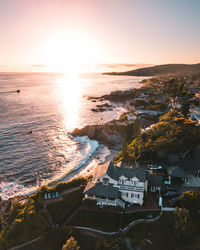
[[91, 103, 114, 112], [72, 124, 122, 149]]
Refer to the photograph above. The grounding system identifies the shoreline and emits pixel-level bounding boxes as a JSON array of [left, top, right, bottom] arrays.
[[0, 76, 146, 201], [0, 142, 119, 201]]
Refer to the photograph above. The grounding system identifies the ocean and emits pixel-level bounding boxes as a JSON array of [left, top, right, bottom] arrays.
[[0, 72, 145, 199]]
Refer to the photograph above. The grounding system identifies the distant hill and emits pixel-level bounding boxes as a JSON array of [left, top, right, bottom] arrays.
[[104, 63, 200, 76]]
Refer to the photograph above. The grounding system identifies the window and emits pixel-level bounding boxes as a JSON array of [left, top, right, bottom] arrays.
[[119, 178, 124, 184], [126, 193, 128, 197], [134, 181, 138, 186], [103, 178, 109, 185], [131, 193, 140, 199]]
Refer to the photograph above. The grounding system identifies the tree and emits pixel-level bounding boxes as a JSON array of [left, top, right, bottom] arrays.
[[173, 207, 192, 241], [180, 190, 200, 213], [180, 101, 190, 118], [123, 119, 141, 143], [121, 138, 129, 160], [62, 236, 80, 250]]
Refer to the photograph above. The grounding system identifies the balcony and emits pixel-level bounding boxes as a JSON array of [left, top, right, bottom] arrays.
[[119, 185, 144, 192]]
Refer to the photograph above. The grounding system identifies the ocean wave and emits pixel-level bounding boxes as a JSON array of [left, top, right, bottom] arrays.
[[0, 181, 26, 200], [0, 137, 99, 200], [71, 144, 111, 178], [0, 180, 38, 201], [72, 136, 99, 170]]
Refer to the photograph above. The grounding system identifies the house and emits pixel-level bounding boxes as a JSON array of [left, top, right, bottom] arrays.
[[166, 166, 186, 185], [84, 161, 147, 208], [148, 174, 163, 193]]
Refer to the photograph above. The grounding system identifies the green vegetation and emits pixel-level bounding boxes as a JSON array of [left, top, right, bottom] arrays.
[[127, 211, 200, 250], [81, 198, 97, 208], [174, 207, 193, 240], [121, 210, 160, 228], [127, 212, 175, 249], [180, 190, 200, 213], [67, 208, 160, 232], [119, 112, 128, 121], [67, 209, 120, 232], [40, 177, 88, 196], [0, 177, 88, 249], [62, 236, 80, 250], [165, 78, 189, 98], [29, 226, 127, 250], [0, 193, 49, 249], [114, 110, 200, 162], [131, 98, 167, 111], [46, 188, 83, 225], [95, 238, 127, 250]]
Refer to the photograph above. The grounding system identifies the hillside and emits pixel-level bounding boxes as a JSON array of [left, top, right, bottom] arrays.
[[113, 111, 200, 163], [104, 63, 200, 76]]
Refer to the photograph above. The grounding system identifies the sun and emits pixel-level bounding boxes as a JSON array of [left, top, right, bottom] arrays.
[[42, 31, 100, 73]]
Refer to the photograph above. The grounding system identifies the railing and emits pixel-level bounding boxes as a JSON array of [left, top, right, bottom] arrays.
[[96, 198, 116, 205], [119, 185, 144, 192], [116, 199, 125, 208]]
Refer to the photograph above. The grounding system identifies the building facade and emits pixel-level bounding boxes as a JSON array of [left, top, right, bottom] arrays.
[[84, 162, 147, 208]]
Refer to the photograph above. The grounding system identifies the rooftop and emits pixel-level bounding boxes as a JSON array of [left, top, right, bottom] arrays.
[[148, 174, 163, 187], [107, 162, 146, 182], [84, 183, 119, 199], [167, 166, 185, 178]]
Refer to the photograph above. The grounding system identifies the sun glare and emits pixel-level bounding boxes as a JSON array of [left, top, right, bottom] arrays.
[[42, 31, 100, 73], [56, 74, 83, 130]]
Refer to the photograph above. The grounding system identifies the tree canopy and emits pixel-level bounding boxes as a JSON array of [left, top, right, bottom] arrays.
[[62, 236, 80, 250], [114, 110, 200, 162], [180, 190, 200, 212], [173, 207, 192, 240]]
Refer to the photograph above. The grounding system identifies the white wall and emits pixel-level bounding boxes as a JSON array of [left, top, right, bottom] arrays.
[[120, 190, 144, 205], [118, 176, 144, 188]]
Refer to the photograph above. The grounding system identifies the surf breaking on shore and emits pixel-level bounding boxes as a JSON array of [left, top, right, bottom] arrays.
[[0, 135, 112, 200]]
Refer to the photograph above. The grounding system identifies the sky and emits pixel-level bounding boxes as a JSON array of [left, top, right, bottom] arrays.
[[0, 0, 200, 72]]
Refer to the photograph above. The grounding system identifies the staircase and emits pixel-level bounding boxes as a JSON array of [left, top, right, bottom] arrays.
[[116, 198, 126, 208]]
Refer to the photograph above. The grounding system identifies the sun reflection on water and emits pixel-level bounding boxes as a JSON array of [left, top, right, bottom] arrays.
[[56, 73, 83, 130]]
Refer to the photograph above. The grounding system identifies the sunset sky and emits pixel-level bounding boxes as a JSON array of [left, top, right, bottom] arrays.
[[0, 0, 200, 72]]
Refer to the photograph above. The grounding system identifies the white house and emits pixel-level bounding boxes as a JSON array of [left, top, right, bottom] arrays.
[[84, 162, 147, 208]]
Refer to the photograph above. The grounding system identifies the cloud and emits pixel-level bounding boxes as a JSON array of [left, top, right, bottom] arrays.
[[0, 64, 8, 67], [99, 63, 153, 69]]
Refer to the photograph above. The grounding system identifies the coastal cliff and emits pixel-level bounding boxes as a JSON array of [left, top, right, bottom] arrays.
[[72, 124, 122, 149]]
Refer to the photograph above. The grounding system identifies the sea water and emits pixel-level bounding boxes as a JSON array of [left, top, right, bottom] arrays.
[[0, 72, 145, 199]]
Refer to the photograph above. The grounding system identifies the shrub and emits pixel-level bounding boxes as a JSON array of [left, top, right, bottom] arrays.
[[82, 198, 97, 208], [180, 190, 200, 213]]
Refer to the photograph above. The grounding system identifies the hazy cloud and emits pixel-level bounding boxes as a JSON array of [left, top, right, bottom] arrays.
[[99, 63, 153, 69], [0, 64, 8, 67]]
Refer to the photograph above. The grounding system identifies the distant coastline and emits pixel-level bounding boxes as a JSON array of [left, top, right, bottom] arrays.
[[103, 63, 200, 76]]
